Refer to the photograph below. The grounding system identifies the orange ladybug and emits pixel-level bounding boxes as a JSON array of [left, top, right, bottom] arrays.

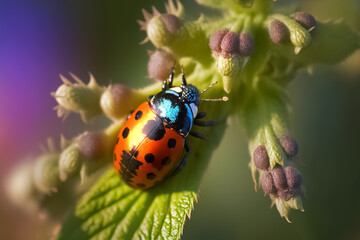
[[113, 69, 227, 189]]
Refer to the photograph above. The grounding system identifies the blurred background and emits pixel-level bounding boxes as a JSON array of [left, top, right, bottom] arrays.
[[0, 0, 359, 239]]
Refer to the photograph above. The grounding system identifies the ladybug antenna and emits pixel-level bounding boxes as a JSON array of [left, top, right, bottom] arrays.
[[200, 81, 218, 95], [200, 96, 229, 102], [200, 81, 228, 101], [180, 65, 187, 87]]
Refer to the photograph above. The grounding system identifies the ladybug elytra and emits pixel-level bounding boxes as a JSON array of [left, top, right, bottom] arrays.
[[113, 68, 227, 189]]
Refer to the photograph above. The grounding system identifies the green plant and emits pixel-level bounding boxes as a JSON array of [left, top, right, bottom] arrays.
[[7, 0, 359, 239]]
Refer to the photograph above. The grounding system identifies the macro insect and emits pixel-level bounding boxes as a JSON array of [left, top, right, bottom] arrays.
[[113, 68, 227, 189]]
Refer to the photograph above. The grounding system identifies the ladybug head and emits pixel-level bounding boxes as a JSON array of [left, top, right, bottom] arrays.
[[180, 84, 200, 106], [176, 69, 199, 106]]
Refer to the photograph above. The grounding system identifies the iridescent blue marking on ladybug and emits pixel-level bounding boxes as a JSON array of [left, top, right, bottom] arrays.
[[151, 79, 199, 136]]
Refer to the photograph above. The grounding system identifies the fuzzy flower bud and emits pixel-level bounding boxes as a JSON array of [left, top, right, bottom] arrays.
[[284, 166, 302, 189], [216, 56, 241, 76], [279, 135, 299, 158], [146, 13, 182, 48], [220, 31, 240, 58], [148, 50, 176, 81], [59, 145, 82, 181], [253, 145, 270, 170], [216, 56, 241, 93], [100, 84, 134, 120], [159, 14, 182, 35], [260, 171, 276, 195], [76, 131, 104, 159], [277, 188, 301, 201], [271, 166, 287, 191], [209, 29, 228, 53], [270, 14, 312, 54], [269, 20, 290, 44], [293, 12, 316, 30], [238, 33, 254, 57], [210, 30, 254, 58], [33, 153, 60, 194], [53, 74, 104, 122]]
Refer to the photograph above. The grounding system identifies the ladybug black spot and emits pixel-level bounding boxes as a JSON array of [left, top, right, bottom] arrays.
[[129, 146, 139, 158], [136, 183, 146, 188], [168, 138, 176, 148], [142, 118, 165, 141], [122, 127, 130, 139], [119, 150, 143, 184], [162, 157, 171, 165], [135, 111, 143, 120], [145, 153, 155, 163], [147, 172, 157, 180]]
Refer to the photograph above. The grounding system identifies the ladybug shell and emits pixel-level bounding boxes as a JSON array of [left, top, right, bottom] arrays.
[[113, 102, 185, 189]]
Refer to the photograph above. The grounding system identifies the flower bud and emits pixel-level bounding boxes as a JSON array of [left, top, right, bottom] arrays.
[[100, 84, 134, 120], [209, 29, 229, 54], [260, 171, 276, 195], [253, 145, 270, 170], [270, 14, 312, 54], [279, 135, 299, 158], [220, 31, 240, 58], [146, 14, 182, 48], [293, 12, 316, 30], [159, 14, 182, 35], [284, 166, 302, 189], [290, 25, 311, 54], [271, 166, 287, 190], [33, 153, 60, 194], [269, 20, 289, 44], [53, 74, 104, 122], [148, 50, 175, 81], [59, 145, 82, 181], [216, 56, 240, 76], [76, 131, 104, 159], [239, 32, 254, 56], [277, 188, 301, 201]]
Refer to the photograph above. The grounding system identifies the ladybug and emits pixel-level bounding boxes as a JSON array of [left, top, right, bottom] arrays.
[[113, 68, 227, 189]]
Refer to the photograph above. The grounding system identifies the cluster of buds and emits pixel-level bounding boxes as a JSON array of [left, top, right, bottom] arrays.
[[53, 74, 145, 122], [7, 131, 110, 220], [209, 30, 254, 58], [251, 134, 303, 221], [260, 165, 302, 201], [268, 12, 317, 54], [209, 29, 254, 93]]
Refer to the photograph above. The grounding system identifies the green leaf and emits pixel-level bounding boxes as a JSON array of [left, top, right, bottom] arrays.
[[241, 81, 289, 168], [272, 21, 360, 64], [58, 92, 229, 240]]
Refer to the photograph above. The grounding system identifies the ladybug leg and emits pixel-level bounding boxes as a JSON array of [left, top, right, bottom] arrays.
[[189, 131, 206, 140], [174, 140, 191, 174], [195, 112, 206, 119], [148, 95, 154, 101], [168, 68, 174, 88], [162, 69, 175, 91], [162, 79, 168, 91], [194, 120, 216, 127]]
